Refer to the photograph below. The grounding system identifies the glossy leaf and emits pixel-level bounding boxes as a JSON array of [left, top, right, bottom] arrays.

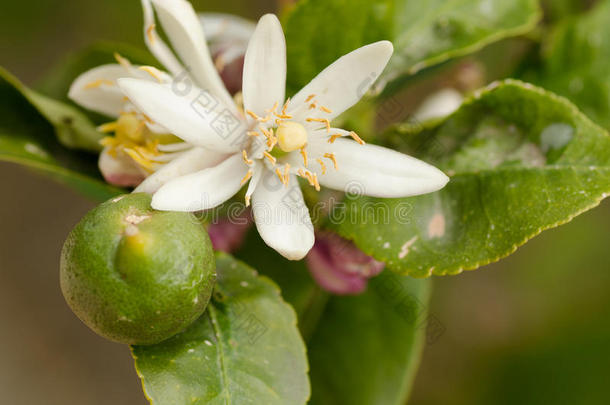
[[0, 67, 122, 202], [523, 0, 610, 128], [308, 272, 432, 405], [283, 0, 541, 92], [333, 80, 610, 277], [131, 253, 310, 405]]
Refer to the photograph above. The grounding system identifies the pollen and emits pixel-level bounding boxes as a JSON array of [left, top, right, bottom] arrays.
[[306, 117, 331, 132], [146, 24, 156, 44], [350, 131, 365, 145], [305, 94, 316, 102], [324, 153, 338, 170], [240, 170, 253, 185], [242, 150, 253, 166], [138, 66, 163, 83], [328, 134, 343, 143], [277, 122, 308, 152], [316, 158, 327, 174], [85, 79, 114, 89]]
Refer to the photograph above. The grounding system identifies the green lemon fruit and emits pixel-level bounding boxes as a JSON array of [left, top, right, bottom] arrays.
[[60, 193, 216, 345]]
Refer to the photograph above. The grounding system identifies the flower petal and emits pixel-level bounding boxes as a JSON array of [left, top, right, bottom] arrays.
[[308, 138, 449, 197], [200, 13, 256, 50], [141, 0, 184, 76], [151, 0, 235, 110], [290, 41, 393, 121], [135, 147, 229, 194], [251, 170, 314, 260], [413, 88, 463, 122], [118, 78, 246, 153], [242, 14, 286, 120], [69, 64, 138, 117], [152, 153, 246, 211], [98, 147, 146, 187]]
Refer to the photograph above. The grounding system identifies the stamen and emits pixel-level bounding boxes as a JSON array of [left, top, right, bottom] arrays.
[[306, 118, 331, 132], [245, 195, 251, 207], [242, 150, 253, 166], [240, 170, 253, 185], [282, 98, 291, 115], [309, 102, 317, 110], [316, 158, 327, 174], [305, 94, 316, 102], [147, 24, 156, 44], [324, 153, 338, 170], [85, 79, 114, 90], [312, 173, 321, 191], [298, 169, 315, 187], [114, 53, 132, 69], [300, 147, 308, 167], [267, 136, 277, 150], [246, 110, 271, 122], [138, 66, 163, 83], [328, 134, 343, 143], [319, 106, 333, 114], [98, 122, 119, 133], [283, 164, 291, 185], [274, 112, 293, 119], [350, 131, 365, 145], [263, 151, 277, 165], [266, 101, 279, 114], [275, 168, 285, 184], [247, 131, 260, 137]]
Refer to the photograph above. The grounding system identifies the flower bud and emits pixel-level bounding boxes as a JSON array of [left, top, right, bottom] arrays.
[[60, 193, 216, 345], [306, 231, 384, 295]]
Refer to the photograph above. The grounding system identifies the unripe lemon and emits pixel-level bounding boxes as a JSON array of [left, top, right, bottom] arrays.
[[60, 193, 215, 345]]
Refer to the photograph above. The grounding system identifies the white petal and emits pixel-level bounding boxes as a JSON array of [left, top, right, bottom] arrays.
[[151, 0, 235, 110], [98, 147, 146, 187], [152, 153, 246, 211], [200, 13, 256, 46], [251, 170, 314, 260], [68, 64, 136, 117], [308, 138, 449, 198], [141, 0, 184, 76], [118, 78, 246, 153], [135, 147, 229, 194], [290, 41, 393, 121], [413, 88, 463, 122], [242, 14, 286, 120]]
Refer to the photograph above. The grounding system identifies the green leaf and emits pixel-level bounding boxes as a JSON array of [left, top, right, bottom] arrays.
[[131, 253, 310, 405], [283, 0, 541, 92], [522, 0, 610, 128], [333, 80, 610, 277], [0, 67, 122, 202], [308, 272, 432, 405]]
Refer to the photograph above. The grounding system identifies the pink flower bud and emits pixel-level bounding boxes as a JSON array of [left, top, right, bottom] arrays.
[[306, 231, 385, 295], [207, 211, 252, 253]]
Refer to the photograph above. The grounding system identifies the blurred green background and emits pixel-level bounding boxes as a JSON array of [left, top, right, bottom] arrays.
[[1, 0, 609, 404]]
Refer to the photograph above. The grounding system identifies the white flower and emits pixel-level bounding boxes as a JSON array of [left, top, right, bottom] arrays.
[[118, 13, 449, 260], [68, 0, 247, 189]]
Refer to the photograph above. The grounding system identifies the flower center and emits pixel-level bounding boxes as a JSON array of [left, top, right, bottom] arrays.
[[276, 121, 308, 152], [99, 113, 180, 173]]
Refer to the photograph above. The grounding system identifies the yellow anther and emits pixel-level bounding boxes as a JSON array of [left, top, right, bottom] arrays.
[[309, 102, 317, 110], [245, 195, 251, 207], [324, 152, 338, 170], [277, 121, 308, 152], [282, 99, 291, 115], [305, 94, 316, 102], [350, 131, 365, 145], [242, 150, 253, 166], [328, 134, 343, 143], [266, 101, 279, 113], [267, 136, 277, 150], [275, 168, 285, 185], [306, 117, 331, 132], [138, 66, 163, 83], [114, 53, 132, 69], [147, 24, 156, 43], [247, 131, 260, 137], [300, 147, 308, 167], [263, 151, 277, 165], [246, 110, 270, 122], [319, 106, 333, 114], [85, 79, 114, 89], [298, 169, 315, 187], [240, 170, 253, 185], [274, 112, 293, 119], [283, 164, 291, 185], [98, 122, 119, 133], [316, 158, 327, 174]]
